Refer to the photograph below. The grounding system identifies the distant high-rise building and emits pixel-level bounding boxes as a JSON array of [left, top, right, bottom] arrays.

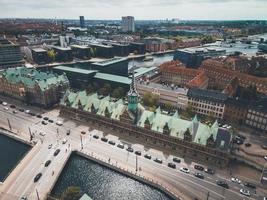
[[80, 16, 85, 28], [121, 16, 135, 32]]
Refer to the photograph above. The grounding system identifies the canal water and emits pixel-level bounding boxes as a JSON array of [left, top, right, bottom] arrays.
[[51, 153, 173, 200], [0, 133, 31, 182]]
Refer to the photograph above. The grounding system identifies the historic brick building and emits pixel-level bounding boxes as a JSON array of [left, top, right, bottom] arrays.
[[60, 74, 232, 167], [0, 67, 69, 107], [200, 59, 267, 94], [160, 60, 208, 89]]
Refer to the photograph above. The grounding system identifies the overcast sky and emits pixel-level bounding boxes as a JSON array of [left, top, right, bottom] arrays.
[[0, 0, 267, 20]]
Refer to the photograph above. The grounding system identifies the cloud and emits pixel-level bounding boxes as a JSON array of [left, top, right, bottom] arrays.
[[0, 0, 267, 19]]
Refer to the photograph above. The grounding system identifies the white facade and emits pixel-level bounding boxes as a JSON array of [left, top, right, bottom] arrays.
[[122, 16, 135, 32]]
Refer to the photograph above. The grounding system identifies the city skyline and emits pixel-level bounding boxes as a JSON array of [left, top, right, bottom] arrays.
[[1, 0, 267, 20]]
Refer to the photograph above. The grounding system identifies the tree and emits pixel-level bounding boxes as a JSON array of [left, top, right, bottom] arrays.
[[112, 88, 121, 99], [201, 35, 216, 44], [99, 83, 111, 96], [164, 102, 173, 111], [47, 49, 57, 62], [60, 186, 81, 200], [142, 92, 159, 108], [86, 83, 95, 94]]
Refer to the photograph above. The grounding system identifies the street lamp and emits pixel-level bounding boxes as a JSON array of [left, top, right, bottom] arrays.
[[135, 154, 138, 173], [80, 134, 83, 150], [7, 118, 11, 130]]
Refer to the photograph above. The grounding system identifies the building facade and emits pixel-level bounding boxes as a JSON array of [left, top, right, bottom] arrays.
[[121, 16, 135, 32], [80, 16, 85, 28], [187, 88, 227, 119], [0, 38, 24, 69], [0, 67, 69, 107]]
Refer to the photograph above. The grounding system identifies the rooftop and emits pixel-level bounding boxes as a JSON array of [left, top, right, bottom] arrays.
[[53, 46, 72, 51], [188, 88, 228, 103], [31, 48, 47, 53], [179, 47, 226, 54], [71, 44, 91, 49], [54, 65, 97, 75], [94, 72, 131, 85], [92, 58, 127, 66], [133, 67, 157, 78]]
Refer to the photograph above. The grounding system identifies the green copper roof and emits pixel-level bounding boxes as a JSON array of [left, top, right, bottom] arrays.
[[0, 67, 69, 91], [54, 65, 97, 75]]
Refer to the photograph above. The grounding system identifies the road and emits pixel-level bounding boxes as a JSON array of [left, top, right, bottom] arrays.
[[0, 101, 266, 200]]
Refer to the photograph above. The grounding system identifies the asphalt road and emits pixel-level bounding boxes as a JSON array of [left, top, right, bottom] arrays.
[[0, 101, 266, 200]]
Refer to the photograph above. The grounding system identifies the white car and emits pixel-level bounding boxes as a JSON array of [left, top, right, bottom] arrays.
[[180, 167, 190, 173], [39, 132, 46, 136], [62, 139, 68, 144], [264, 156, 267, 161], [231, 177, 241, 184], [56, 121, 63, 126], [25, 110, 30, 114], [4, 107, 8, 110], [2, 102, 7, 106], [240, 188, 250, 196]]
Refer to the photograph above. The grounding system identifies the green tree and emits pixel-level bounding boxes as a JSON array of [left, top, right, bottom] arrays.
[[201, 35, 216, 44], [165, 102, 173, 111], [47, 49, 57, 62], [142, 92, 159, 108], [99, 83, 112, 96], [112, 88, 121, 99], [60, 186, 81, 200]]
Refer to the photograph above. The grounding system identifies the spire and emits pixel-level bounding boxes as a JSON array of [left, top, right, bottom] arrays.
[[129, 68, 138, 95], [192, 114, 198, 123]]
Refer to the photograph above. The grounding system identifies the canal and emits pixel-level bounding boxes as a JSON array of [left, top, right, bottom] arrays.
[[51, 153, 173, 200], [0, 133, 31, 182]]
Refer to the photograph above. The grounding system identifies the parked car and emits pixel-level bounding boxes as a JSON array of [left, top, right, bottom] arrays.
[[62, 139, 67, 144], [231, 177, 241, 184], [245, 143, 251, 147], [264, 156, 267, 161], [53, 149, 60, 156], [48, 119, 54, 123], [144, 154, 152, 159], [20, 196, 27, 200], [108, 140, 116, 145], [45, 160, 51, 167], [204, 168, 215, 175], [194, 172, 204, 179], [154, 158, 162, 164], [167, 162, 176, 169], [81, 131, 86, 135], [135, 151, 141, 156], [173, 157, 181, 163], [56, 121, 63, 126], [13, 110, 17, 114], [4, 107, 8, 110], [34, 173, 42, 182], [126, 147, 134, 153], [36, 114, 42, 118], [244, 182, 256, 189], [194, 165, 204, 171], [25, 110, 30, 114], [2, 102, 7, 106], [240, 188, 250, 196], [10, 104, 15, 108], [93, 135, 99, 139], [19, 108, 24, 112], [180, 167, 190, 173], [42, 121, 48, 125], [43, 117, 49, 120], [66, 130, 71, 136], [101, 137, 108, 142], [117, 144, 124, 149], [216, 180, 229, 189], [48, 144, 52, 149]]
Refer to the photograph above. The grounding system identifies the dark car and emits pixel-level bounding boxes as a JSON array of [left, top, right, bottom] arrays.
[[194, 165, 204, 171], [66, 130, 71, 136], [108, 140, 116, 145], [34, 173, 42, 182], [101, 137, 108, 142], [154, 158, 163, 164], [204, 168, 215, 175], [42, 121, 48, 125], [36, 114, 42, 118], [168, 162, 176, 169], [135, 151, 141, 156], [53, 149, 60, 156], [126, 147, 134, 153], [194, 172, 204, 179], [43, 117, 49, 121], [144, 154, 152, 159], [245, 143, 251, 147], [48, 119, 54, 123], [216, 180, 229, 189], [93, 135, 99, 139], [29, 112, 36, 116], [244, 182, 256, 189], [173, 157, 181, 163], [19, 108, 24, 112], [10, 104, 16, 108], [45, 160, 51, 167], [117, 144, 124, 149]]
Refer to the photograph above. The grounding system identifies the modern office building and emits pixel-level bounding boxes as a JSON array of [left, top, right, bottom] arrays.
[[129, 42, 146, 54], [80, 16, 85, 28], [0, 38, 24, 69], [52, 46, 73, 62], [31, 48, 49, 65], [0, 67, 69, 107], [71, 45, 91, 60], [121, 16, 135, 32], [89, 43, 114, 58], [174, 47, 226, 68]]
